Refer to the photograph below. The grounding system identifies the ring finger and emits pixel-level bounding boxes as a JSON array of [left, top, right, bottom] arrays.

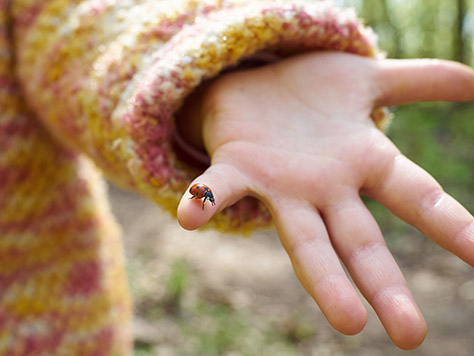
[[322, 194, 426, 350]]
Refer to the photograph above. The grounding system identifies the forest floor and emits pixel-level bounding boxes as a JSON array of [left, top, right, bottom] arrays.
[[109, 184, 474, 356]]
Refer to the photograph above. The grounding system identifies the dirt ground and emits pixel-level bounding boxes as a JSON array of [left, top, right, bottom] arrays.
[[109, 184, 474, 356]]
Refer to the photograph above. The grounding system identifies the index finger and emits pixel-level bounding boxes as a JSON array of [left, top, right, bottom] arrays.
[[375, 59, 474, 107], [364, 154, 474, 266]]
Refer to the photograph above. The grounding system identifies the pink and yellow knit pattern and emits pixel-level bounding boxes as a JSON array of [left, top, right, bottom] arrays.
[[1, 3, 131, 356], [1, 0, 380, 354]]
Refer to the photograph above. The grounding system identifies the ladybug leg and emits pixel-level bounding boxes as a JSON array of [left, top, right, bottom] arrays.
[[189, 196, 197, 200], [202, 196, 208, 210]]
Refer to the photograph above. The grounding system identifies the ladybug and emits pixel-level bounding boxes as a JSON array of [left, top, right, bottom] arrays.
[[189, 183, 216, 210]]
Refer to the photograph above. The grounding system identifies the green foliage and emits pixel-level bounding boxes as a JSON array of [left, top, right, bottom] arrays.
[[133, 256, 316, 356], [178, 303, 306, 356], [134, 343, 154, 356], [164, 258, 190, 315], [339, 0, 474, 65]]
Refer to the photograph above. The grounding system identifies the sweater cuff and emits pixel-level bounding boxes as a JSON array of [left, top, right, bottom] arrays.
[[114, 1, 381, 229]]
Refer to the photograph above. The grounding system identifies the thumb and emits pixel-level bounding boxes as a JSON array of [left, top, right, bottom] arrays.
[[177, 163, 250, 230], [375, 59, 474, 107]]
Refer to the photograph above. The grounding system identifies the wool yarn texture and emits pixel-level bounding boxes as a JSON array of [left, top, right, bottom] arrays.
[[0, 0, 384, 354]]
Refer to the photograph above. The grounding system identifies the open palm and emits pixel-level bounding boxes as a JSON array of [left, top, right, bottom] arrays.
[[178, 52, 474, 349]]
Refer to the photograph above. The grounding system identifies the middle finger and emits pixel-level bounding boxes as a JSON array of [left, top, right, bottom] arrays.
[[271, 198, 367, 335]]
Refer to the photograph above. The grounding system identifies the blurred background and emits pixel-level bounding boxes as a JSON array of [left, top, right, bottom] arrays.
[[110, 0, 474, 355]]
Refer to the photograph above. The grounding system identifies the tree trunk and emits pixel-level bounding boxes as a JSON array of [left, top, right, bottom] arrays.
[[454, 0, 466, 63], [381, 0, 402, 58]]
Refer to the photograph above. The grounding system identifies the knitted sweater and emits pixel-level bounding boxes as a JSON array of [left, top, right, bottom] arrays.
[[0, 0, 381, 354]]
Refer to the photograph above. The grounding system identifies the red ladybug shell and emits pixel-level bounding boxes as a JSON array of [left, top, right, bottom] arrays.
[[189, 183, 216, 209], [189, 184, 208, 198]]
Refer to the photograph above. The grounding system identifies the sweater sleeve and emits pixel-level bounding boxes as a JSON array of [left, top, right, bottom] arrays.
[[0, 2, 133, 353], [12, 0, 383, 231]]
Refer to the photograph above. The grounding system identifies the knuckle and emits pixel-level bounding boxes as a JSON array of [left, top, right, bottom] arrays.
[[452, 220, 474, 251], [348, 241, 387, 267], [370, 282, 410, 306], [287, 236, 317, 259], [416, 186, 445, 221]]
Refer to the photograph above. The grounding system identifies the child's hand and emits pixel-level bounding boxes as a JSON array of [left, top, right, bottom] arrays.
[[177, 52, 474, 349]]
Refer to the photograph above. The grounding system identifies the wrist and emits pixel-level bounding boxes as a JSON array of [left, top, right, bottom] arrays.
[[174, 80, 213, 170], [175, 81, 210, 151]]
